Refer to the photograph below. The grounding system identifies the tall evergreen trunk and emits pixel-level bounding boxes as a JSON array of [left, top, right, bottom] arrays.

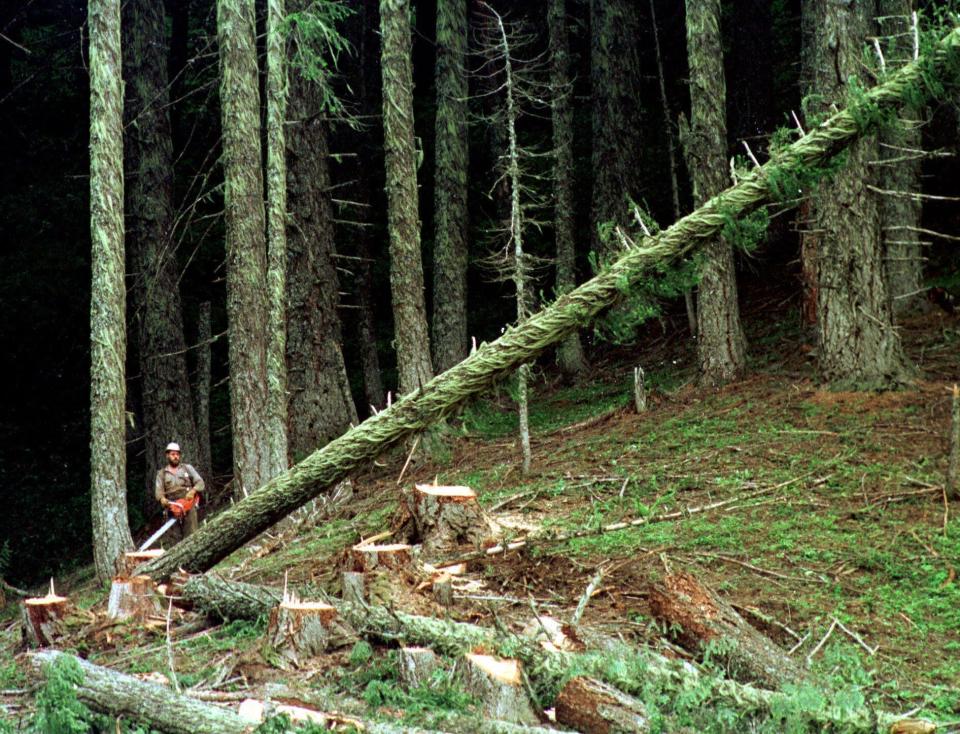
[[808, 0, 910, 389], [589, 0, 641, 260], [286, 21, 358, 458], [265, 0, 289, 473], [432, 0, 470, 374], [123, 0, 200, 499], [548, 0, 588, 378], [194, 301, 213, 480], [380, 0, 434, 395], [879, 0, 926, 315], [217, 0, 272, 495], [684, 0, 746, 386], [89, 0, 134, 582]]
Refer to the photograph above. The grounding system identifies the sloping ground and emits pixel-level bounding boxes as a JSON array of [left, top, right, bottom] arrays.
[[3, 307, 959, 731]]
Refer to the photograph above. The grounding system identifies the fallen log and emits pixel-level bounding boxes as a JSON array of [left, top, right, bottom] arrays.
[[137, 27, 960, 583], [180, 574, 934, 733], [27, 650, 249, 734], [554, 676, 649, 734], [648, 571, 806, 689]]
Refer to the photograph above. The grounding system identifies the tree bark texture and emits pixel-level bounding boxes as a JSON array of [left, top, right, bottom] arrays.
[[432, 0, 470, 374], [123, 0, 200, 504], [137, 32, 960, 583], [381, 0, 434, 395], [554, 676, 650, 734], [193, 301, 213, 479], [590, 0, 642, 260], [809, 0, 911, 389], [286, 45, 357, 459], [265, 0, 290, 477], [685, 0, 747, 386], [217, 0, 272, 496], [89, 0, 135, 583], [549, 0, 588, 378], [879, 0, 927, 315]]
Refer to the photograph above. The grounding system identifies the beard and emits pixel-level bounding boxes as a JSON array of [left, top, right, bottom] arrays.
[[168, 456, 181, 467]]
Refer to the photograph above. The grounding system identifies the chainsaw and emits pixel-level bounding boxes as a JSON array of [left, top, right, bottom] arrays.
[[138, 494, 200, 551]]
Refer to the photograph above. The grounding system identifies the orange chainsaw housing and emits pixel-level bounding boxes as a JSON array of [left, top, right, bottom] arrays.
[[168, 494, 199, 520]]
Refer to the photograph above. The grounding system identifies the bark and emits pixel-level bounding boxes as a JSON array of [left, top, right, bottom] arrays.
[[590, 0, 641, 259], [879, 0, 927, 315], [648, 571, 806, 690], [217, 0, 272, 496], [457, 654, 537, 725], [549, 0, 588, 378], [137, 33, 960, 583], [381, 0, 434, 395], [265, 601, 355, 667], [809, 0, 911, 389], [89, 0, 135, 583], [432, 0, 470, 374], [351, 543, 413, 572], [107, 574, 160, 621], [21, 594, 69, 648], [554, 676, 650, 734], [28, 650, 250, 734], [265, 0, 290, 476], [123, 0, 200, 505], [119, 550, 165, 578], [685, 0, 747, 387], [399, 647, 441, 689], [286, 50, 357, 458], [408, 484, 495, 554], [194, 301, 213, 478]]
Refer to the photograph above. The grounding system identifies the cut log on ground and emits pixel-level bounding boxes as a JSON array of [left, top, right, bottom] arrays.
[[135, 30, 960, 584], [399, 646, 441, 689], [352, 542, 413, 572], [21, 591, 69, 648], [554, 676, 650, 734], [265, 599, 355, 668], [107, 574, 160, 621], [118, 549, 164, 578], [409, 484, 497, 552], [341, 570, 366, 604], [457, 653, 538, 725], [28, 650, 249, 734], [648, 571, 806, 689]]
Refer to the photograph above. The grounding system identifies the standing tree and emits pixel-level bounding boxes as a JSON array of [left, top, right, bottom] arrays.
[[682, 0, 746, 385], [548, 0, 588, 378], [89, 0, 134, 582], [123, 0, 200, 495], [807, 0, 910, 388], [432, 0, 470, 375], [217, 0, 273, 495], [381, 0, 434, 395]]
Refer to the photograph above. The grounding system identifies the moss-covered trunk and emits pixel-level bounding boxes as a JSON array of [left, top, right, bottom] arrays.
[[432, 0, 469, 375], [89, 0, 134, 583], [381, 0, 433, 395], [685, 0, 746, 386]]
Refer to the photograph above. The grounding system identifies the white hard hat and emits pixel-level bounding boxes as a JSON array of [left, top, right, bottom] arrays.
[[165, 442, 181, 453]]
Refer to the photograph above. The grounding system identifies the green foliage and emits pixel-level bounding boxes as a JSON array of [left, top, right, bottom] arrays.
[[348, 639, 374, 665], [286, 1, 354, 119], [33, 656, 91, 734], [719, 205, 769, 254]]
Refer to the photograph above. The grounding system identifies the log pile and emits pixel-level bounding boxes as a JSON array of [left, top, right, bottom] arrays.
[[408, 484, 498, 553]]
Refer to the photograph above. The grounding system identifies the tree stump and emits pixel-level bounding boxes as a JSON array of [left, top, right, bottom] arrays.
[[648, 571, 805, 689], [410, 484, 497, 553], [457, 653, 537, 725], [264, 600, 355, 668], [107, 574, 160, 621], [398, 646, 441, 689], [22, 591, 69, 648], [433, 573, 454, 608], [554, 676, 650, 734], [351, 543, 413, 573], [341, 571, 365, 604], [118, 550, 165, 578]]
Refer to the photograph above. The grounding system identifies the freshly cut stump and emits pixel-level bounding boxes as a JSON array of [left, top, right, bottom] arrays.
[[398, 647, 441, 689], [119, 550, 165, 578], [457, 653, 537, 725], [265, 601, 355, 668], [648, 571, 805, 689], [341, 571, 365, 604], [433, 573, 454, 608], [410, 484, 497, 553], [351, 543, 412, 573], [107, 575, 160, 621], [555, 676, 649, 734], [22, 592, 69, 647]]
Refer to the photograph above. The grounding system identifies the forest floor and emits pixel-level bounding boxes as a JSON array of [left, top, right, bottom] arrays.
[[3, 298, 960, 731]]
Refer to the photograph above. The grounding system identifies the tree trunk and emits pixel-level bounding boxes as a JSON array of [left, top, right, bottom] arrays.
[[265, 600, 355, 667], [265, 0, 290, 477], [549, 0, 588, 378], [194, 301, 213, 479], [879, 0, 927, 315], [456, 654, 538, 725], [432, 0, 470, 375], [137, 34, 960, 583], [685, 0, 747, 387], [286, 48, 357, 458], [809, 0, 911, 389], [107, 574, 160, 621], [123, 0, 200, 508], [89, 0, 135, 583], [381, 0, 434, 395], [554, 676, 650, 734], [217, 0, 272, 496]]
